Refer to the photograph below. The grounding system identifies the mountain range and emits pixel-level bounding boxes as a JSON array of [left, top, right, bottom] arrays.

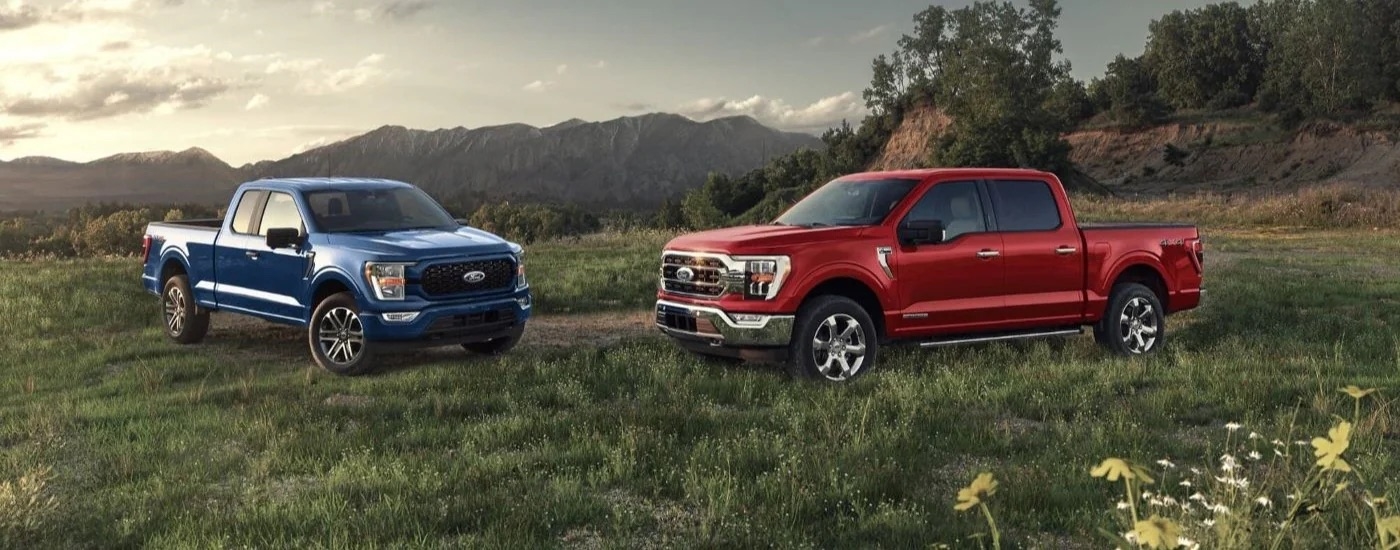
[[0, 113, 823, 212]]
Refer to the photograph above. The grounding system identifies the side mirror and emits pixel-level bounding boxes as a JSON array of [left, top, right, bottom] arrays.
[[898, 220, 946, 246], [265, 227, 303, 250]]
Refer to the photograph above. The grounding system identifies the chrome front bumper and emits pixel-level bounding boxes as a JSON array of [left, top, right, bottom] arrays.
[[654, 299, 794, 347]]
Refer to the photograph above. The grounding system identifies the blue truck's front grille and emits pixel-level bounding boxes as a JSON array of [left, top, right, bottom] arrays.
[[420, 258, 515, 296]]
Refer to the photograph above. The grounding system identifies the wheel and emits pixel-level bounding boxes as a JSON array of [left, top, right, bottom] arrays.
[[161, 274, 209, 344], [787, 295, 879, 382], [308, 292, 378, 375], [462, 324, 525, 356], [1095, 282, 1166, 356]]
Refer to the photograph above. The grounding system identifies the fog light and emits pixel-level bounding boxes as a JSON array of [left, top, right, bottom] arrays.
[[382, 312, 420, 323], [516, 295, 532, 309], [731, 313, 765, 324]]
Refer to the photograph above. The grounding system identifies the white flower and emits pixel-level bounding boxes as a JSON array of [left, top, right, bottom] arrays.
[[1211, 504, 1231, 515], [1249, 431, 1262, 440], [1190, 492, 1207, 502], [1124, 531, 1139, 543], [1157, 458, 1177, 469], [1274, 449, 1285, 458], [1163, 496, 1179, 507], [1179, 480, 1193, 488], [1256, 496, 1273, 508], [1203, 518, 1216, 527], [1142, 491, 1154, 499], [1180, 536, 1201, 550], [1190, 467, 1203, 476], [1225, 422, 1243, 432], [1181, 502, 1193, 512], [1294, 440, 1309, 447], [1117, 501, 1131, 510], [1272, 439, 1286, 447], [1248, 451, 1263, 461]]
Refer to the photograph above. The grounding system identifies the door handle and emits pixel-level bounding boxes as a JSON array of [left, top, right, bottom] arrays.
[[976, 249, 1000, 259], [1055, 246, 1077, 255], [245, 251, 260, 260]]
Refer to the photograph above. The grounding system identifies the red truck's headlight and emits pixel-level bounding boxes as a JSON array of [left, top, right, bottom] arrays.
[[738, 256, 790, 300], [364, 262, 412, 301]]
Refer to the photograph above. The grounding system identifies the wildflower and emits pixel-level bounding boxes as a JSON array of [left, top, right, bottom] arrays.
[[1272, 439, 1285, 447], [1210, 504, 1230, 515], [1156, 458, 1176, 469], [1142, 490, 1154, 499], [1117, 501, 1131, 510], [1091, 458, 1154, 483], [1339, 385, 1377, 399], [1224, 422, 1243, 432], [953, 472, 997, 512], [1379, 516, 1400, 539], [1179, 480, 1192, 488], [1256, 496, 1273, 508], [1162, 496, 1179, 507], [1275, 449, 1285, 458], [1190, 467, 1202, 476], [1294, 440, 1309, 447], [1189, 492, 1206, 502], [1132, 515, 1182, 549], [1149, 497, 1165, 507], [1202, 518, 1216, 528], [1248, 451, 1262, 461], [1249, 431, 1262, 440], [1311, 421, 1352, 472], [1179, 536, 1201, 550]]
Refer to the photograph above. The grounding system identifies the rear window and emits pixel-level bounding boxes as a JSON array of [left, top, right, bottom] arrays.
[[989, 180, 1061, 232]]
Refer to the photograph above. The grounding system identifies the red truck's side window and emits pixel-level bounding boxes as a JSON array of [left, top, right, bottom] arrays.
[[988, 180, 1061, 231], [903, 181, 986, 240]]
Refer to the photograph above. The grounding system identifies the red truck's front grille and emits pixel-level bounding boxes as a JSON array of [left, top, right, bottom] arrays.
[[420, 259, 515, 296], [660, 254, 727, 298]]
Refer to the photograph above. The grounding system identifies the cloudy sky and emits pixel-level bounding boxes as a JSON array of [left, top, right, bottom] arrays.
[[0, 0, 1240, 166]]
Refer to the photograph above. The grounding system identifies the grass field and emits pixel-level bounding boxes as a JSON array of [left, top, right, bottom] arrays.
[[1, 228, 1397, 548]]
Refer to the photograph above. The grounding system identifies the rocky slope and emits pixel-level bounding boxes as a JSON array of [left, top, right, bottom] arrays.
[[866, 101, 1400, 195], [0, 114, 821, 212]]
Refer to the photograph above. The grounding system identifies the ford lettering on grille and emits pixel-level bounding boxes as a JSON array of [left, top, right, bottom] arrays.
[[463, 270, 487, 284]]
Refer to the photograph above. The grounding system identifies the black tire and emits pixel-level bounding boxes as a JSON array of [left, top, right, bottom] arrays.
[[462, 324, 525, 356], [161, 274, 209, 344], [1094, 282, 1166, 356], [786, 295, 880, 382], [308, 292, 378, 375]]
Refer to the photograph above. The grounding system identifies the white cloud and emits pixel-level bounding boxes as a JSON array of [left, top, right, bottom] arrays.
[[804, 36, 825, 48], [521, 80, 554, 93], [590, 60, 607, 69], [677, 92, 868, 132], [244, 93, 269, 111], [266, 57, 323, 74], [0, 122, 46, 145], [312, 1, 336, 15], [353, 8, 373, 22], [849, 25, 889, 43], [294, 54, 386, 95], [294, 135, 342, 154], [556, 63, 568, 75]]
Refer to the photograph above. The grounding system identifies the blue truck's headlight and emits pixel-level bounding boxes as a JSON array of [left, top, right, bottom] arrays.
[[364, 262, 412, 301], [510, 244, 527, 290]]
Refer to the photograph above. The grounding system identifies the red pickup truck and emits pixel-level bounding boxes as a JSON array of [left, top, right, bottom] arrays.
[[655, 168, 1203, 382]]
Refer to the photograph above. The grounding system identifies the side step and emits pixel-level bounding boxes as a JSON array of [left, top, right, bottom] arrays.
[[918, 327, 1084, 349]]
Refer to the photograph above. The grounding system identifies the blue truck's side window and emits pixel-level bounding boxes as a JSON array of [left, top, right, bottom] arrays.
[[258, 192, 305, 236], [230, 190, 265, 235]]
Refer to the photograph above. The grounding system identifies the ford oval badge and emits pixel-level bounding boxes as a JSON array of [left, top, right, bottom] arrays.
[[675, 267, 695, 282], [463, 270, 487, 284]]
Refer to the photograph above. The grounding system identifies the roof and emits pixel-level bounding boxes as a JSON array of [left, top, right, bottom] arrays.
[[241, 177, 414, 192], [838, 167, 1056, 181]]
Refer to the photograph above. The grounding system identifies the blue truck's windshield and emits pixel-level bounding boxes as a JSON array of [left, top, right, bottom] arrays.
[[774, 177, 920, 227], [304, 188, 459, 233]]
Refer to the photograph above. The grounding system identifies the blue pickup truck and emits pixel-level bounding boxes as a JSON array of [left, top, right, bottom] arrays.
[[140, 177, 532, 375]]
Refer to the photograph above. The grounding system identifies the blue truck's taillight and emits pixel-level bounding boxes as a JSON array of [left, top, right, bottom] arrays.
[[141, 235, 152, 263]]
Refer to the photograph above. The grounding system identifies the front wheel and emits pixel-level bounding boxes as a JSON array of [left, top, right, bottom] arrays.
[[787, 295, 879, 382], [162, 274, 209, 344], [1094, 282, 1166, 356], [308, 292, 378, 375]]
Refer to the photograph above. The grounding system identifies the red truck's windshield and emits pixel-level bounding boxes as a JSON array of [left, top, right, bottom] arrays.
[[304, 188, 459, 233], [773, 177, 919, 227]]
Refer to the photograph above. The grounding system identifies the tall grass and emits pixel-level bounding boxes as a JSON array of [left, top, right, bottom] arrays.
[[1075, 184, 1400, 230]]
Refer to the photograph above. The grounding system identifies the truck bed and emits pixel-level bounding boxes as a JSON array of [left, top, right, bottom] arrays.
[[1078, 222, 1195, 230], [149, 218, 223, 230]]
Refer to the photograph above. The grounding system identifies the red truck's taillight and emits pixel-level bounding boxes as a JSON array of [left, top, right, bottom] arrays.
[[141, 235, 152, 263], [1190, 238, 1204, 273]]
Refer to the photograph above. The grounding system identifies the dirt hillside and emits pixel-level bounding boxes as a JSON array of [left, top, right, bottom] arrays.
[[867, 102, 1400, 194]]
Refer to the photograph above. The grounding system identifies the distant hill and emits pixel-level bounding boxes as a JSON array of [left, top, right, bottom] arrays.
[[0, 114, 823, 212]]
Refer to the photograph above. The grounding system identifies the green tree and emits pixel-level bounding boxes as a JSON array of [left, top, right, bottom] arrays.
[[1144, 2, 1261, 110], [1092, 54, 1171, 128]]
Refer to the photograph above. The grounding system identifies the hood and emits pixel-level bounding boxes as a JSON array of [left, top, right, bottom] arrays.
[[329, 225, 514, 260], [665, 224, 869, 254]]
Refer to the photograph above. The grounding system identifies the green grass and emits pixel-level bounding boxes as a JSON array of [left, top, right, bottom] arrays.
[[0, 229, 1397, 548]]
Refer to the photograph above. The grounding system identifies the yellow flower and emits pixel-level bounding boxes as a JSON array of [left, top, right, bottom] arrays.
[[953, 472, 997, 512], [1339, 385, 1377, 399], [1090, 458, 1154, 484], [1311, 421, 1353, 472], [1132, 515, 1182, 549], [1380, 515, 1400, 540]]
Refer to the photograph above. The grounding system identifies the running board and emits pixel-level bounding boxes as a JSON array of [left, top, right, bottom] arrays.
[[918, 327, 1083, 348]]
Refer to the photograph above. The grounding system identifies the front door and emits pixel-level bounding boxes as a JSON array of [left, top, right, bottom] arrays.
[[893, 180, 1007, 336], [242, 191, 311, 323]]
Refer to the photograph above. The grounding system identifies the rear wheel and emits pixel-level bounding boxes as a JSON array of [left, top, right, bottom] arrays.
[[462, 325, 525, 356], [308, 292, 378, 375], [787, 295, 879, 382], [162, 274, 209, 344], [1094, 282, 1166, 356]]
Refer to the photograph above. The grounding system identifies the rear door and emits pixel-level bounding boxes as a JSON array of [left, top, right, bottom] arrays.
[[987, 178, 1086, 327], [212, 188, 267, 315], [893, 179, 1007, 335]]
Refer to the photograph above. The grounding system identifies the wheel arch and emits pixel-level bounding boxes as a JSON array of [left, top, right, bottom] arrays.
[[797, 274, 888, 340], [1109, 262, 1169, 309], [307, 268, 360, 313]]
